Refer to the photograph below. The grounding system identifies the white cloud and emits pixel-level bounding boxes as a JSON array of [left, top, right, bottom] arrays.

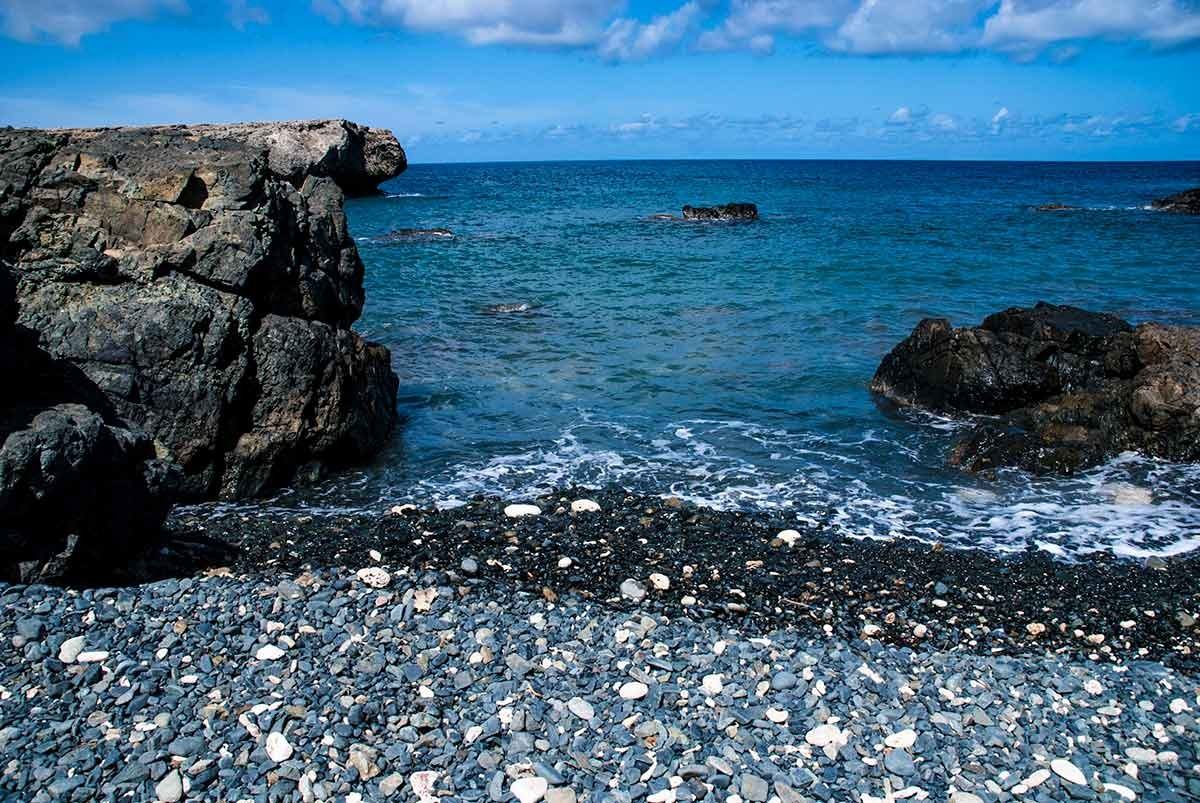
[[830, 0, 993, 54], [227, 0, 268, 30], [1173, 113, 1200, 133], [983, 0, 1200, 52], [0, 0, 186, 44], [698, 0, 1200, 57], [314, 0, 622, 47], [991, 105, 1010, 130], [888, 106, 913, 124], [599, 1, 707, 61]]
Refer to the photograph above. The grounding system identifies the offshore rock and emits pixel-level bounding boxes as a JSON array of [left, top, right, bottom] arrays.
[[872, 303, 1200, 474], [1152, 187, 1200, 214], [1, 120, 405, 500], [681, 203, 759, 221]]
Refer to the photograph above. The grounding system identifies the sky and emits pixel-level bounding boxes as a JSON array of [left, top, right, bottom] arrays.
[[1, 1, 1198, 162]]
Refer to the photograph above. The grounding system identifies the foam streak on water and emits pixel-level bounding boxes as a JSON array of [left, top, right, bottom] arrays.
[[201, 160, 1200, 561]]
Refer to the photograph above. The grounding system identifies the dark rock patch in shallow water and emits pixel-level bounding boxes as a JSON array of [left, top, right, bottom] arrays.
[[379, 227, 455, 241], [1152, 187, 1200, 214], [872, 302, 1200, 475]]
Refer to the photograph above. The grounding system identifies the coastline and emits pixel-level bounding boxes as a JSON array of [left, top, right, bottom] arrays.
[[151, 489, 1200, 668]]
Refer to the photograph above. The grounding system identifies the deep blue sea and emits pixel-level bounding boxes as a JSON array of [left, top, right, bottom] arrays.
[[287, 160, 1200, 558]]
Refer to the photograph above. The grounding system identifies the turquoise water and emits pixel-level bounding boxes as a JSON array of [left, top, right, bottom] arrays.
[[309, 160, 1199, 558]]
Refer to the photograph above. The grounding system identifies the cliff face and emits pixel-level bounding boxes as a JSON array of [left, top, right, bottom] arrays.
[[0, 120, 405, 502]]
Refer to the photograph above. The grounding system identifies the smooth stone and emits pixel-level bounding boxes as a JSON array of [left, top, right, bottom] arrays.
[[58, 636, 85, 663], [155, 769, 184, 803], [741, 774, 769, 802], [546, 790, 577, 803], [266, 731, 294, 763], [1051, 758, 1086, 786], [648, 573, 670, 590], [356, 567, 391, 588], [619, 681, 648, 700], [771, 671, 798, 690], [884, 749, 916, 777], [76, 650, 109, 663], [505, 504, 541, 518], [885, 729, 917, 749], [461, 558, 479, 575], [776, 529, 801, 546], [256, 644, 286, 661], [512, 776, 549, 803], [620, 579, 646, 602], [570, 499, 601, 513], [409, 771, 439, 801], [567, 697, 595, 720]]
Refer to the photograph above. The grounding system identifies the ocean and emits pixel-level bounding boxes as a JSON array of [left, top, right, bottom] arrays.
[[268, 159, 1200, 559]]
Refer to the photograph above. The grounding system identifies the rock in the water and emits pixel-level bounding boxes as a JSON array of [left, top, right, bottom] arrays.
[[1036, 203, 1079, 212], [381, 228, 454, 241], [681, 203, 758, 221], [872, 303, 1200, 474], [1, 121, 404, 503], [505, 503, 542, 518], [1152, 187, 1200, 214]]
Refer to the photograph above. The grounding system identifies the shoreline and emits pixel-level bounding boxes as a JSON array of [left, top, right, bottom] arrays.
[[145, 488, 1200, 668]]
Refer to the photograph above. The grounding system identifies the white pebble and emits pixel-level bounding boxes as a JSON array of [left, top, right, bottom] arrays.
[[567, 697, 595, 720], [647, 790, 675, 803], [648, 573, 670, 590], [409, 771, 439, 802], [884, 729, 916, 749], [620, 579, 646, 602], [766, 707, 789, 724], [356, 567, 391, 588], [1022, 768, 1051, 788], [1103, 783, 1137, 801], [504, 503, 541, 518], [701, 674, 724, 695], [511, 776, 548, 803], [1051, 758, 1086, 786], [76, 651, 109, 663], [776, 529, 801, 546], [265, 731, 293, 762], [619, 681, 648, 700], [58, 636, 85, 664], [557, 557, 573, 569], [570, 499, 601, 513], [255, 645, 286, 661], [1083, 679, 1103, 695]]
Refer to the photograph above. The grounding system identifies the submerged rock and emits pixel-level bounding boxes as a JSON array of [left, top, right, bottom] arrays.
[[1036, 203, 1079, 212], [1152, 187, 1200, 214], [872, 303, 1200, 474], [381, 227, 454, 241], [1, 120, 405, 501], [681, 203, 759, 221]]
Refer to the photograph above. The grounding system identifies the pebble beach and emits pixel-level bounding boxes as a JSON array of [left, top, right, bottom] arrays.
[[2, 492, 1197, 802]]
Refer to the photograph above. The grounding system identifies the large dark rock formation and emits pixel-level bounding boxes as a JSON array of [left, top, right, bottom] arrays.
[[1, 120, 405, 501], [1152, 187, 1200, 215], [872, 303, 1200, 474], [0, 264, 179, 582]]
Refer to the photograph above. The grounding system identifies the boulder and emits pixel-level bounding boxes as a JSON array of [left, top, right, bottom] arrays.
[[681, 203, 758, 221], [872, 303, 1200, 474], [1, 120, 405, 500], [1152, 187, 1200, 214]]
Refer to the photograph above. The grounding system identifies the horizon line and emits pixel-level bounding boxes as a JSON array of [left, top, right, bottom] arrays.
[[404, 155, 1200, 166]]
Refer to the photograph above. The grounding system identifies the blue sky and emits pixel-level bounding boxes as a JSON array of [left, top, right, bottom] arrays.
[[1, 1, 1198, 162]]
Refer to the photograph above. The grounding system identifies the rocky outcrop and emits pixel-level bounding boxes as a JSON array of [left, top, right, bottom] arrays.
[[872, 303, 1200, 474], [1, 120, 405, 501], [0, 264, 178, 582], [682, 203, 758, 221], [1152, 188, 1200, 215]]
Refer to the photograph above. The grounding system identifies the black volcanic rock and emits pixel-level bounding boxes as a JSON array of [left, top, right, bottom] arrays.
[[872, 303, 1200, 474], [682, 203, 758, 221], [1, 120, 405, 500], [0, 263, 178, 581], [1152, 187, 1200, 214]]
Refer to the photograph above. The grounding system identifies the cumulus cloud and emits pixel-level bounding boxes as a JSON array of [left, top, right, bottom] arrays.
[[991, 105, 1010, 131], [313, 0, 622, 47], [888, 106, 913, 124], [696, 0, 1200, 57], [0, 0, 187, 44], [599, 1, 708, 61]]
